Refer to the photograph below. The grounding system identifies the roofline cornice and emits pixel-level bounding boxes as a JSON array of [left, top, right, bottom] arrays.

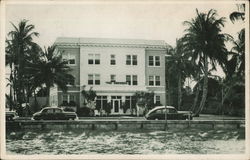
[[55, 43, 167, 49]]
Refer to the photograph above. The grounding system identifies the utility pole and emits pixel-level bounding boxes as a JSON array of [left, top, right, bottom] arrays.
[[165, 49, 170, 130]]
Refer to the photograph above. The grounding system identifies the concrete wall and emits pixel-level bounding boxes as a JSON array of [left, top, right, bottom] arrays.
[[7, 120, 245, 131]]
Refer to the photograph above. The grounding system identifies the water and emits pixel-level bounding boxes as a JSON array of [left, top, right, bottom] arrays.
[[6, 128, 245, 154]]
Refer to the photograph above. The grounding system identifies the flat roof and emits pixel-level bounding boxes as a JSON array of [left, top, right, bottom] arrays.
[[55, 37, 168, 47]]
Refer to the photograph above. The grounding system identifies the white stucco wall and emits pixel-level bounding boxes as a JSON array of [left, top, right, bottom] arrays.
[[80, 46, 146, 89]]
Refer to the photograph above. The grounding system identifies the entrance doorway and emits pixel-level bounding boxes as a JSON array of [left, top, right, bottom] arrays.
[[111, 96, 122, 114], [113, 100, 120, 113]]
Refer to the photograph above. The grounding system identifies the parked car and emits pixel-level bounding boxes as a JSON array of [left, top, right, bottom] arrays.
[[6, 111, 19, 121], [145, 106, 193, 120], [32, 107, 78, 120]]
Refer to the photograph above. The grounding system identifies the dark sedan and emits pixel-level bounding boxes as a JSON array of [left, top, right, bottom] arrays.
[[32, 107, 78, 120], [145, 106, 192, 120]]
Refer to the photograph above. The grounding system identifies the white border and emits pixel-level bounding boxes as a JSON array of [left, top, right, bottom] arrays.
[[1, 0, 249, 160]]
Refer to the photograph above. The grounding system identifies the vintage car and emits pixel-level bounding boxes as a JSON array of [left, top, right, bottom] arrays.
[[32, 107, 78, 120], [6, 111, 19, 121], [145, 106, 193, 120]]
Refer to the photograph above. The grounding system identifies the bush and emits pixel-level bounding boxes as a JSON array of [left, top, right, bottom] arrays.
[[76, 107, 94, 117]]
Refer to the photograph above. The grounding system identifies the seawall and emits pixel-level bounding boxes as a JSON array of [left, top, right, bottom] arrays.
[[6, 120, 245, 131]]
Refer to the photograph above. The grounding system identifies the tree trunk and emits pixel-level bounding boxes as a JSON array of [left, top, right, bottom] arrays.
[[9, 66, 13, 111], [46, 86, 50, 107], [34, 90, 39, 112], [191, 81, 200, 112], [13, 68, 17, 105], [195, 57, 209, 116], [177, 73, 182, 110], [167, 79, 171, 105]]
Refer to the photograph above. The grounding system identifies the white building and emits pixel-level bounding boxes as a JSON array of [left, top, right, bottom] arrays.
[[50, 37, 168, 115]]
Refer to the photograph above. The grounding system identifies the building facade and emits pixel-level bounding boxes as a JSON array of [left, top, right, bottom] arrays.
[[50, 37, 167, 115]]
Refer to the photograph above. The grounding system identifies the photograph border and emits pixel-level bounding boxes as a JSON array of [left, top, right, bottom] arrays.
[[0, 0, 249, 159]]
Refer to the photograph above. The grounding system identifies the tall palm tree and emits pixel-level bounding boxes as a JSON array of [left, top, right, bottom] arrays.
[[182, 9, 228, 116], [27, 46, 74, 106], [7, 19, 39, 105]]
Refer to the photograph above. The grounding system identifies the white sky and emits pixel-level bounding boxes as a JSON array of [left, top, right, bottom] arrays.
[[4, 1, 246, 90], [5, 1, 244, 47]]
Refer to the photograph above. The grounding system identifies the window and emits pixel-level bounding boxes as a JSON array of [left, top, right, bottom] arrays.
[[155, 56, 160, 66], [126, 55, 137, 65], [62, 53, 76, 65], [126, 75, 131, 85], [155, 95, 161, 105], [67, 76, 75, 85], [149, 76, 161, 86], [126, 55, 131, 65], [149, 76, 154, 86], [169, 108, 177, 113], [88, 74, 100, 85], [110, 54, 116, 65], [88, 54, 100, 65], [47, 109, 53, 113], [155, 109, 163, 114], [148, 55, 160, 66], [149, 56, 154, 66], [126, 75, 138, 85], [62, 94, 76, 106], [88, 54, 94, 64], [132, 75, 137, 85], [88, 74, 94, 85], [95, 54, 100, 64], [111, 75, 116, 82], [42, 109, 48, 113], [95, 74, 100, 85], [96, 96, 108, 111], [125, 96, 136, 111], [155, 76, 160, 86], [54, 109, 62, 113], [132, 55, 137, 65], [69, 59, 75, 65]]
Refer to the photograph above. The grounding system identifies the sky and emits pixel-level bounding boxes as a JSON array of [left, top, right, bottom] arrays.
[[4, 0, 246, 90], [5, 1, 244, 47]]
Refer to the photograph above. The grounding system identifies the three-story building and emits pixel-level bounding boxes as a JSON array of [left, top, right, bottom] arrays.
[[50, 37, 167, 115]]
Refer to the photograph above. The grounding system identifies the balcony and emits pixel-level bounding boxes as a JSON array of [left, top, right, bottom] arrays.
[[83, 82, 148, 93]]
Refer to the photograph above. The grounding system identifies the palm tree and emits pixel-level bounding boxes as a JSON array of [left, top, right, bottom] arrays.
[[217, 4, 246, 115], [7, 19, 39, 106], [166, 38, 196, 110], [182, 9, 228, 116], [229, 3, 245, 77], [27, 46, 74, 106], [229, 4, 245, 23]]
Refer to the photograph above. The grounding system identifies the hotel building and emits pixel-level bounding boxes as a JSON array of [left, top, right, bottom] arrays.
[[50, 37, 168, 115]]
